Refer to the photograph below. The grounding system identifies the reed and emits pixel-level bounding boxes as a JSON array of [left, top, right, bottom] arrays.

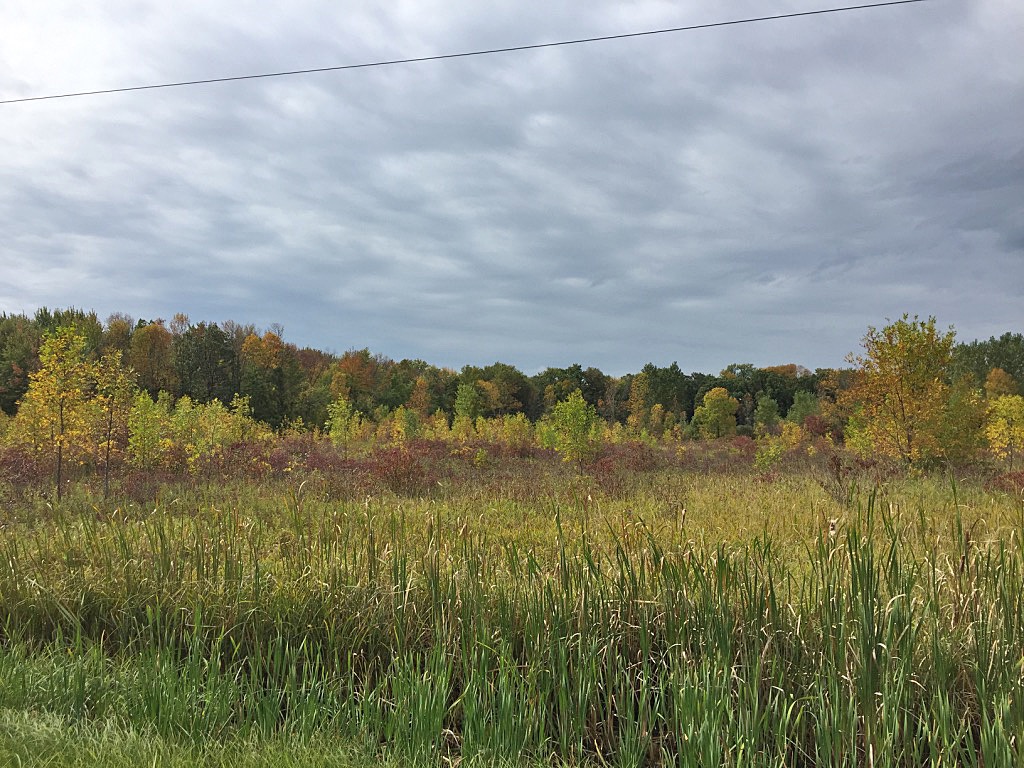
[[1, 474, 1022, 766]]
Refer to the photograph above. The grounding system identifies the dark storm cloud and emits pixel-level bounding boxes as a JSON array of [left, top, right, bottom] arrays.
[[1, 0, 1021, 374]]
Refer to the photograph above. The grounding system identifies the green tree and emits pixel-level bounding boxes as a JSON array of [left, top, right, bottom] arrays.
[[34, 307, 102, 355], [290, 346, 337, 430], [173, 322, 238, 404], [714, 364, 758, 427], [388, 405, 420, 443], [953, 332, 1024, 389], [532, 364, 607, 419], [457, 362, 536, 418], [936, 377, 987, 465], [454, 382, 483, 422], [786, 390, 820, 426], [754, 394, 780, 436], [0, 313, 41, 415], [642, 362, 698, 420], [692, 387, 739, 439], [549, 389, 600, 470], [239, 331, 300, 428]]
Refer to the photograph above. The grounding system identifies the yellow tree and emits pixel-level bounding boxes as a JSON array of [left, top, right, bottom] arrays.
[[475, 379, 503, 417], [842, 315, 975, 465], [626, 371, 651, 434], [692, 387, 739, 439], [129, 320, 176, 396], [93, 350, 137, 498], [406, 375, 433, 418], [326, 394, 365, 455], [985, 367, 1019, 398], [127, 391, 173, 470], [987, 395, 1024, 470], [10, 326, 95, 499]]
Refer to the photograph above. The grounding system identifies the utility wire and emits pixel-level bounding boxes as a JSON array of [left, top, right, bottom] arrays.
[[1, 0, 932, 105]]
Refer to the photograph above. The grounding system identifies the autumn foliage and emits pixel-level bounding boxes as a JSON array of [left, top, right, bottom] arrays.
[[0, 309, 1022, 501]]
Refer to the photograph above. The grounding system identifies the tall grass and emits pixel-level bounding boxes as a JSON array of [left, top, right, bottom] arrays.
[[1, 474, 1023, 766]]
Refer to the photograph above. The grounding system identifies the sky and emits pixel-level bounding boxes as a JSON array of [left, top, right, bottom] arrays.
[[1, 0, 1021, 376]]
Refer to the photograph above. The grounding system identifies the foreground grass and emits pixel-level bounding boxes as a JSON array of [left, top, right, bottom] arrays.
[[1, 466, 1023, 766], [0, 708, 389, 768]]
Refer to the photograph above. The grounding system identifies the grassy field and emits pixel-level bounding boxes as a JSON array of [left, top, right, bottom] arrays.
[[1, 450, 1023, 766]]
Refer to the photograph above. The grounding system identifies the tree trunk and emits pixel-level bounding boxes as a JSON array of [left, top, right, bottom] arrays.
[[56, 397, 64, 502]]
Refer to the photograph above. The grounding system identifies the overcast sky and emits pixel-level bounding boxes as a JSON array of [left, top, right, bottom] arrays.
[[1, 1, 1021, 375]]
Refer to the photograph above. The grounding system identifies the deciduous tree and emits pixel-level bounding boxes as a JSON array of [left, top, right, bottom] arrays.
[[549, 389, 599, 470], [984, 368, 1019, 399], [93, 351, 137, 498], [127, 391, 172, 470], [986, 395, 1024, 470], [129, 320, 177, 397], [407, 376, 433, 418], [842, 315, 969, 465], [240, 331, 296, 428], [754, 395, 780, 436], [34, 307, 102, 355], [10, 326, 95, 499], [626, 372, 651, 434], [101, 313, 134, 357], [786, 390, 820, 426], [454, 382, 483, 423], [0, 313, 41, 415], [692, 387, 739, 439], [326, 395, 364, 455]]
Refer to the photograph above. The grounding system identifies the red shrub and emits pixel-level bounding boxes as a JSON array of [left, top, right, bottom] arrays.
[[0, 445, 47, 487], [986, 471, 1024, 496], [731, 436, 757, 458]]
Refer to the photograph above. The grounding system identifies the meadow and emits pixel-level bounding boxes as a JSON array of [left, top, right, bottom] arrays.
[[1, 441, 1023, 767]]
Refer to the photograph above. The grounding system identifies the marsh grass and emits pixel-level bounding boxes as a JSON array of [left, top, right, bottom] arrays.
[[0, 707, 397, 768], [1, 470, 1023, 766]]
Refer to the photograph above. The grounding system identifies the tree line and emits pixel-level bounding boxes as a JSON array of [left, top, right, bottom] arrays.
[[0, 307, 842, 430], [1, 308, 1023, 495]]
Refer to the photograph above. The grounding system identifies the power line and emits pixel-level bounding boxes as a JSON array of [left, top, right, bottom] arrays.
[[1, 0, 932, 106]]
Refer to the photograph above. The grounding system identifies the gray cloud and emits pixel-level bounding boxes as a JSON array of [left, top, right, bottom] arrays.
[[1, 0, 1021, 375]]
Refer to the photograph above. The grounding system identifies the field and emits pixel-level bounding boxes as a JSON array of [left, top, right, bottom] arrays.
[[1, 444, 1023, 767]]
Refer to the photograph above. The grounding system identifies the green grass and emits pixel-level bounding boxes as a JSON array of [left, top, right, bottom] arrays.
[[1, 465, 1023, 766], [0, 708, 394, 768]]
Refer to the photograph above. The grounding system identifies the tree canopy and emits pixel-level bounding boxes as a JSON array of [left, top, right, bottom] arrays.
[[0, 306, 1021, 472]]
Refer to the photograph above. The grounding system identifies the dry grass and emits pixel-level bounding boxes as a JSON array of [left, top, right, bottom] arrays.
[[1, 452, 1023, 766]]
